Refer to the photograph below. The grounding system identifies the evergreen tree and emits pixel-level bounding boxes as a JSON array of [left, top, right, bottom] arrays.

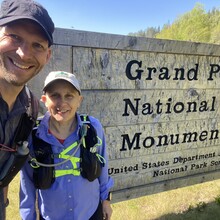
[[128, 26, 160, 38]]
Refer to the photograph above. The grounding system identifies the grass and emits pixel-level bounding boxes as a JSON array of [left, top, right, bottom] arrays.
[[6, 174, 220, 220], [6, 174, 20, 220], [111, 179, 220, 220]]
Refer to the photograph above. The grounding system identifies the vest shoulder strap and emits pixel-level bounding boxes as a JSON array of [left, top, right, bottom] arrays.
[[32, 117, 51, 155], [31, 118, 55, 189], [13, 86, 37, 146], [80, 114, 98, 150], [80, 114, 90, 124]]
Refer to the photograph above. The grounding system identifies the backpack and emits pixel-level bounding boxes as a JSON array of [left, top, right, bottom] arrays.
[[31, 124, 55, 189], [79, 115, 103, 182], [0, 86, 37, 188], [30, 114, 105, 189]]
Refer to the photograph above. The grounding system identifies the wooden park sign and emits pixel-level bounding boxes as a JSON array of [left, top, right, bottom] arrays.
[[28, 28, 220, 203]]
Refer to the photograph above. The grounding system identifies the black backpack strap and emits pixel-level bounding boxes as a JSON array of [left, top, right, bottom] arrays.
[[12, 113, 35, 147], [13, 86, 38, 147], [31, 118, 55, 189], [79, 114, 106, 182], [80, 114, 98, 150]]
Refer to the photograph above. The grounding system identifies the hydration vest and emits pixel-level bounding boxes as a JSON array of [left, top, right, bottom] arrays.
[[31, 114, 105, 189], [0, 86, 37, 188]]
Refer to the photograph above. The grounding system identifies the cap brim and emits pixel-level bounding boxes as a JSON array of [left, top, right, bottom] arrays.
[[0, 16, 53, 45]]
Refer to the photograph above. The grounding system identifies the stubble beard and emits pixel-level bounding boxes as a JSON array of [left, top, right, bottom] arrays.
[[0, 56, 39, 87]]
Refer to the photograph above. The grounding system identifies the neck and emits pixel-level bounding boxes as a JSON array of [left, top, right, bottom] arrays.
[[0, 80, 23, 112], [49, 117, 77, 140]]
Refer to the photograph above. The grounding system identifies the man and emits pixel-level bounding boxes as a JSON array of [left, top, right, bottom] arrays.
[[0, 0, 54, 219]]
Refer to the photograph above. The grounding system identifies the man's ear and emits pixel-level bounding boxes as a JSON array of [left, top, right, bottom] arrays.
[[46, 48, 52, 63]]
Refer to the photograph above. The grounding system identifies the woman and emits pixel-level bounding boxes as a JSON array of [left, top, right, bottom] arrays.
[[20, 71, 114, 220]]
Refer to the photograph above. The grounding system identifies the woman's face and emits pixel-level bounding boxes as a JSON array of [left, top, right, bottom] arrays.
[[41, 80, 83, 123]]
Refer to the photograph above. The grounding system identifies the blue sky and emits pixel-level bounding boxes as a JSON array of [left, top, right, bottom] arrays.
[[3, 0, 220, 35]]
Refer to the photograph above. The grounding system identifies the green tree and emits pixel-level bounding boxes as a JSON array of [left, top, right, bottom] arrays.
[[129, 3, 220, 44], [156, 3, 210, 43], [128, 26, 160, 38], [209, 8, 220, 44]]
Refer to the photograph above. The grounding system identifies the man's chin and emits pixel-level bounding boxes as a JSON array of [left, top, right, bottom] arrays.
[[8, 78, 27, 87]]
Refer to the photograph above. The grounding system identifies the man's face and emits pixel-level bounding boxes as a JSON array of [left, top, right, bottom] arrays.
[[0, 19, 51, 86]]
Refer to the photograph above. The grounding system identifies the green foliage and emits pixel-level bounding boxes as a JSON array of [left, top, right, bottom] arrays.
[[187, 204, 194, 212], [209, 8, 220, 44], [186, 201, 207, 213], [214, 194, 220, 205], [156, 3, 210, 43], [130, 3, 220, 44], [196, 202, 207, 212], [128, 26, 160, 38]]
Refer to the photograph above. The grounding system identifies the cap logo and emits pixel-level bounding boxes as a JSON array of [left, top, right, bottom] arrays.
[[55, 72, 69, 78]]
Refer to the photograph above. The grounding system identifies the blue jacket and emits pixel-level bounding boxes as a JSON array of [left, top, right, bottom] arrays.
[[20, 112, 114, 220]]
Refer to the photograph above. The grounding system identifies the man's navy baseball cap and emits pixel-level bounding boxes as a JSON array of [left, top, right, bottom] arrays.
[[0, 0, 54, 46]]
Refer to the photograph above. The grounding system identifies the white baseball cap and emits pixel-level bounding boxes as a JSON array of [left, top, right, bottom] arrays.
[[43, 71, 81, 94]]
